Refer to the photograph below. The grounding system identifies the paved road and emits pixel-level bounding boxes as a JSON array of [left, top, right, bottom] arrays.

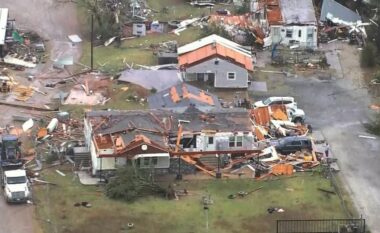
[[253, 43, 380, 232], [0, 196, 34, 233], [1, 1, 81, 233]]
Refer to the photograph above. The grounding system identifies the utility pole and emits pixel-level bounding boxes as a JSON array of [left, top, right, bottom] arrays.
[[91, 14, 94, 71]]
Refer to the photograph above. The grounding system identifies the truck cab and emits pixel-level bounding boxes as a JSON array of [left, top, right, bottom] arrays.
[[2, 169, 31, 203], [287, 107, 305, 123]]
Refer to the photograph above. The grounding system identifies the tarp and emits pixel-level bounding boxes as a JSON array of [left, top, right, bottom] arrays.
[[12, 31, 24, 44]]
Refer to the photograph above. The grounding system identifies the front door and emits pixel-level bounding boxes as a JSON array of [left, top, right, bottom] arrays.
[[207, 73, 215, 86]]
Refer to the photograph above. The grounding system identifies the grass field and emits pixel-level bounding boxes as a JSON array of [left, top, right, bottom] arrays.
[[80, 27, 203, 73], [34, 167, 354, 233], [146, 0, 235, 21]]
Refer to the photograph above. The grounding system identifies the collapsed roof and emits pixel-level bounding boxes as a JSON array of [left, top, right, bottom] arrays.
[[279, 0, 317, 25], [148, 83, 221, 113], [86, 107, 253, 136]]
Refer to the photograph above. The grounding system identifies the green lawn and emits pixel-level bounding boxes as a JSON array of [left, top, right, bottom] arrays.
[[34, 167, 354, 233], [80, 27, 203, 74], [146, 0, 235, 21]]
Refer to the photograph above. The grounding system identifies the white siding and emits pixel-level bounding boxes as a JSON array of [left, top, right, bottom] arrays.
[[271, 25, 317, 49], [195, 132, 255, 151]]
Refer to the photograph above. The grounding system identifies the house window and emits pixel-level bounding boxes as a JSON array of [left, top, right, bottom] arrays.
[[143, 157, 150, 166], [307, 28, 313, 38], [227, 72, 236, 80], [236, 136, 243, 147], [229, 136, 235, 147], [286, 29, 293, 38], [152, 157, 158, 166], [197, 73, 205, 81], [208, 136, 214, 144], [298, 30, 302, 37]]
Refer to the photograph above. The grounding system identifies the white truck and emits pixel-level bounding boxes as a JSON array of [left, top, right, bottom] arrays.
[[0, 134, 31, 203], [2, 169, 31, 203]]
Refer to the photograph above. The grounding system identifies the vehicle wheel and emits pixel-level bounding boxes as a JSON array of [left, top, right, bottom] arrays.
[[293, 117, 303, 124]]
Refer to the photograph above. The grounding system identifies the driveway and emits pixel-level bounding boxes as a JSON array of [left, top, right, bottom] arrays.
[[1, 1, 81, 233], [253, 43, 380, 232]]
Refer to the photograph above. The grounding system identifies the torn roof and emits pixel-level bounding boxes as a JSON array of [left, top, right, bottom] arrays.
[[279, 0, 316, 25], [0, 8, 9, 45], [178, 107, 253, 132], [178, 36, 253, 71], [87, 110, 171, 148], [209, 14, 265, 39], [209, 14, 254, 29], [265, 0, 283, 25], [118, 70, 182, 92], [86, 107, 253, 136], [320, 0, 361, 24], [148, 83, 221, 113]]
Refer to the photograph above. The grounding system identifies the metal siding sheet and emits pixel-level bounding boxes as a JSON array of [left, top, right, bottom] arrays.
[[320, 0, 361, 23], [0, 8, 9, 45]]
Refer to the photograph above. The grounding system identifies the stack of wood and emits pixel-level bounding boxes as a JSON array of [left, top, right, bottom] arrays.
[[13, 85, 34, 101]]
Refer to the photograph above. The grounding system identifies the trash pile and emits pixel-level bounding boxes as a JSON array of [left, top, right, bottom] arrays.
[[1, 30, 46, 70], [177, 98, 323, 179]]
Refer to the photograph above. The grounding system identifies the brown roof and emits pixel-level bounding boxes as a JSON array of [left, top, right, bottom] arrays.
[[169, 84, 214, 105], [259, 0, 283, 25], [209, 14, 254, 28], [178, 43, 253, 71]]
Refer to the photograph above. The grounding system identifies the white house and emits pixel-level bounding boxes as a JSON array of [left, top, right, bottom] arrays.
[[270, 0, 318, 49]]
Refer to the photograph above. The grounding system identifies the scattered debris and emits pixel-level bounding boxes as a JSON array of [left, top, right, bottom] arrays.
[[318, 188, 336, 195], [358, 135, 376, 140], [55, 169, 66, 176], [22, 118, 34, 132]]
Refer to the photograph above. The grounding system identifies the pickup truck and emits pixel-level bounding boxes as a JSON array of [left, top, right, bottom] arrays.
[[287, 107, 305, 123], [2, 169, 31, 203]]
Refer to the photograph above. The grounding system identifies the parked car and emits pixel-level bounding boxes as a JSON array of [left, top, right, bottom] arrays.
[[253, 96, 297, 109], [270, 136, 312, 154]]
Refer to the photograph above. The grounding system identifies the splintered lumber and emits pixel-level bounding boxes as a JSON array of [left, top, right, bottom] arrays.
[[272, 108, 288, 121], [13, 85, 34, 101], [271, 164, 293, 175], [0, 100, 56, 111]]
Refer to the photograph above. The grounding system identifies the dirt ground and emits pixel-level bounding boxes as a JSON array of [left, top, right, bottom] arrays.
[[0, 1, 81, 233]]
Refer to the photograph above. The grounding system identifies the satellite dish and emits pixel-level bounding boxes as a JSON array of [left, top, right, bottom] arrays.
[[141, 144, 148, 151]]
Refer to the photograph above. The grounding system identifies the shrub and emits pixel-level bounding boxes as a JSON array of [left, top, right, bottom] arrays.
[[105, 166, 166, 202], [364, 114, 380, 136], [373, 72, 380, 84], [361, 43, 377, 67]]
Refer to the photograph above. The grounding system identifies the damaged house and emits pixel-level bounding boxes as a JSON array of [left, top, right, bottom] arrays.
[[259, 0, 318, 49], [84, 110, 172, 176], [84, 107, 258, 176], [178, 34, 254, 89]]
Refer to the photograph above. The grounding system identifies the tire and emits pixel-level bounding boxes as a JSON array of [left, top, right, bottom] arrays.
[[293, 117, 303, 124]]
